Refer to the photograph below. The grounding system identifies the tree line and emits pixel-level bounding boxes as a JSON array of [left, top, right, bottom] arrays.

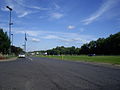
[[38, 32, 120, 55], [80, 32, 120, 55], [0, 28, 23, 55]]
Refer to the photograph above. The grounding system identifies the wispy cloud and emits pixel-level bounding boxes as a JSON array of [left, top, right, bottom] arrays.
[[43, 34, 88, 44], [31, 38, 40, 42], [14, 30, 39, 36], [53, 3, 61, 10], [13, 29, 96, 45], [67, 25, 75, 30], [1, 7, 9, 11], [50, 12, 64, 19], [2, 0, 63, 19], [18, 11, 30, 18], [27, 36, 40, 42], [43, 35, 61, 39], [31, 6, 50, 10], [48, 2, 64, 20], [82, 0, 119, 25], [3, 0, 30, 17], [2, 0, 50, 18], [59, 37, 93, 44]]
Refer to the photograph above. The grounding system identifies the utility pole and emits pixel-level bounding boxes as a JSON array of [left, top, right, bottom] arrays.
[[6, 6, 13, 54], [11, 34, 13, 46], [25, 33, 27, 53]]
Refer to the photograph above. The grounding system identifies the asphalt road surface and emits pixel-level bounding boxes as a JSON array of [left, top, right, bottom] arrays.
[[0, 57, 120, 90]]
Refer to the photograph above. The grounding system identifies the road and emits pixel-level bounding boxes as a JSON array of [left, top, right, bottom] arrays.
[[0, 57, 120, 90]]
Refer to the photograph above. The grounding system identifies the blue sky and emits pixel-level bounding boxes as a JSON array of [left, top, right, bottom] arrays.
[[0, 0, 120, 51]]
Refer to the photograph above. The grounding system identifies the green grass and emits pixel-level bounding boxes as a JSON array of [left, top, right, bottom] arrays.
[[38, 55, 120, 65], [6, 55, 16, 59]]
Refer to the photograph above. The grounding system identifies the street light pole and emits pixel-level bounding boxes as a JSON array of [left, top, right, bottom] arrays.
[[6, 6, 13, 54]]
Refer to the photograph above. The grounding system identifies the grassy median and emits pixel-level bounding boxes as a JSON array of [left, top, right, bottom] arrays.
[[38, 55, 120, 65]]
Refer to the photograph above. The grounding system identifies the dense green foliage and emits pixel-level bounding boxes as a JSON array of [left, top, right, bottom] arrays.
[[80, 32, 120, 55], [0, 28, 10, 54], [38, 32, 120, 55], [0, 28, 23, 55], [11, 46, 23, 55], [47, 46, 80, 55]]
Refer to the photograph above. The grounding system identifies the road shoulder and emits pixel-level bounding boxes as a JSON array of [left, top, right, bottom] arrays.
[[75, 60, 120, 69]]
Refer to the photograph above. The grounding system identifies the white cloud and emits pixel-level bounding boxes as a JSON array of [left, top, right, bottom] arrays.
[[1, 7, 9, 11], [13, 29, 96, 45], [42, 32, 95, 44], [14, 30, 39, 36], [31, 38, 40, 42], [67, 25, 75, 30], [26, 31, 40, 36], [50, 12, 64, 19], [60, 38, 91, 44], [43, 35, 61, 39], [43, 34, 88, 44], [30, 6, 50, 11], [18, 11, 30, 18], [82, 0, 119, 25]]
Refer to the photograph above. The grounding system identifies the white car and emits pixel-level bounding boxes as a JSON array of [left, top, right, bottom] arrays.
[[18, 54, 26, 58]]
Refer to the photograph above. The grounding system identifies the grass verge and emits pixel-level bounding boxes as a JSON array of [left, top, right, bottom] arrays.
[[37, 55, 120, 65]]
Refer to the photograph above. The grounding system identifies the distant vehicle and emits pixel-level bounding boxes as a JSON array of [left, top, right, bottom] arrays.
[[18, 53, 26, 58], [88, 54, 96, 56]]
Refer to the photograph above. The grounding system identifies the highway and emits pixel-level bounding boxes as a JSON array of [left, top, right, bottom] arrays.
[[0, 57, 120, 90]]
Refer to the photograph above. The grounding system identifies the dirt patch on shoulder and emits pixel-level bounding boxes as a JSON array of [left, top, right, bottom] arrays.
[[0, 57, 17, 62], [0, 56, 6, 60]]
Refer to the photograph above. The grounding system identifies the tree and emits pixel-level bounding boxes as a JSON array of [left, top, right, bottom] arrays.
[[95, 38, 105, 54], [0, 28, 10, 54], [11, 46, 23, 55], [80, 43, 89, 54], [80, 32, 120, 55], [104, 32, 120, 55], [30, 32, 120, 55], [88, 41, 96, 54]]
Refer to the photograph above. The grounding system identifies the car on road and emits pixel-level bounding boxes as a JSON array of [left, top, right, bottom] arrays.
[[18, 53, 26, 58], [88, 54, 96, 56]]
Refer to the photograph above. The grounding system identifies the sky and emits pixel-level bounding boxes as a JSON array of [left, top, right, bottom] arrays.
[[0, 0, 120, 51]]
